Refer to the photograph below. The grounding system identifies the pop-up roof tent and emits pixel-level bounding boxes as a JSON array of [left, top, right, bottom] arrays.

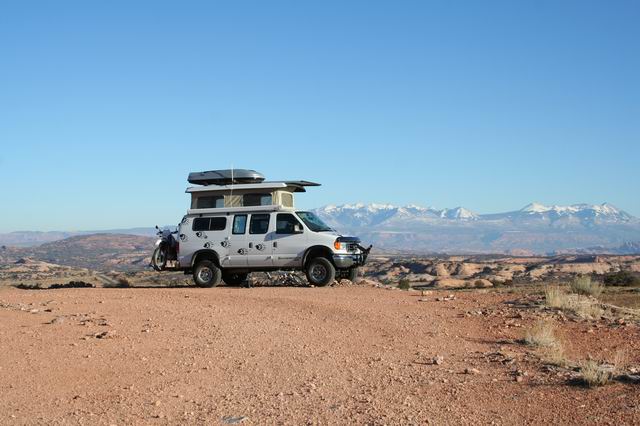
[[185, 169, 320, 212]]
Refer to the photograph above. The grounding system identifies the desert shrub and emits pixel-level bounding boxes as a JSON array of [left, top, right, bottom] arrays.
[[569, 275, 602, 297], [603, 271, 640, 287], [116, 277, 131, 288], [50, 281, 94, 289], [580, 360, 612, 387], [103, 276, 131, 288], [473, 280, 485, 288], [397, 279, 411, 290], [524, 320, 558, 347], [14, 283, 41, 290]]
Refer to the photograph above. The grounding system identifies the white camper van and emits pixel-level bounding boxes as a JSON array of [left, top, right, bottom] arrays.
[[151, 169, 371, 287]]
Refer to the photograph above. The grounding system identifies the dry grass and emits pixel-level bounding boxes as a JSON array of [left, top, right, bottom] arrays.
[[570, 275, 603, 298], [578, 350, 629, 387], [545, 285, 567, 308], [571, 299, 605, 320], [612, 349, 628, 372], [524, 320, 558, 347], [541, 342, 568, 367], [544, 285, 605, 320], [580, 360, 613, 387]]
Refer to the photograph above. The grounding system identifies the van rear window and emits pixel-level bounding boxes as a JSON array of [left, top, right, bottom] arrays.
[[192, 217, 227, 232]]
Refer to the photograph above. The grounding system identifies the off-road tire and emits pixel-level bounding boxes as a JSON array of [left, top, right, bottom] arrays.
[[193, 260, 222, 288], [305, 257, 335, 287], [222, 272, 248, 286], [347, 267, 359, 283]]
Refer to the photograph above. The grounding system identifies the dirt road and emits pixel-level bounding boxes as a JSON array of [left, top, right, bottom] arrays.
[[0, 286, 638, 425]]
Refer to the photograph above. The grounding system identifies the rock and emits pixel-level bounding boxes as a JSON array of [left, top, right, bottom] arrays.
[[49, 316, 65, 324], [472, 279, 493, 288], [222, 416, 248, 424], [433, 356, 444, 365], [436, 295, 456, 302], [464, 368, 480, 375], [433, 278, 467, 289], [94, 330, 116, 339]]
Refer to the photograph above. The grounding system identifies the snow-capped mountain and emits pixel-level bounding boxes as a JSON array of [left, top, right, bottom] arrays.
[[315, 203, 478, 229], [439, 207, 479, 220], [513, 202, 632, 221], [313, 202, 640, 254], [482, 202, 635, 227]]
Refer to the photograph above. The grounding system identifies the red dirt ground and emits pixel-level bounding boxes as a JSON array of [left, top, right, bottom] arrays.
[[0, 286, 638, 425]]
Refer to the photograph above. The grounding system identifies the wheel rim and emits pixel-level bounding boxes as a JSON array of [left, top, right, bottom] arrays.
[[311, 264, 327, 282], [198, 267, 212, 282]]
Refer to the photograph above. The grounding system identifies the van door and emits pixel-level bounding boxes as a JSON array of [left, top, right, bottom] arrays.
[[245, 213, 274, 268], [222, 214, 249, 268], [271, 213, 307, 268]]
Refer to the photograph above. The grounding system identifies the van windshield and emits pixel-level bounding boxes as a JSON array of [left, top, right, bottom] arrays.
[[296, 211, 333, 232]]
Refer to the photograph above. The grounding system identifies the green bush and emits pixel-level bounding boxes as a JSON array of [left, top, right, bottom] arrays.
[[397, 279, 411, 290], [603, 271, 640, 287]]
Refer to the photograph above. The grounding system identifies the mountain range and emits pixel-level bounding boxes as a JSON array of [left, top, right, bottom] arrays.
[[313, 202, 640, 254], [1, 202, 639, 255]]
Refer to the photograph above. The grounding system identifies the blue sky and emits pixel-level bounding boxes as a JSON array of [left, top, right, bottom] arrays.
[[1, 1, 638, 232]]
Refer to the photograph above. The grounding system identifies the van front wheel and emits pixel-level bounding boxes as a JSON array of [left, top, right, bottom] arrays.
[[305, 257, 335, 287], [193, 260, 222, 288]]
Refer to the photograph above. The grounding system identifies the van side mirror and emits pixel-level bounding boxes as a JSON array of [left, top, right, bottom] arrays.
[[294, 224, 303, 234]]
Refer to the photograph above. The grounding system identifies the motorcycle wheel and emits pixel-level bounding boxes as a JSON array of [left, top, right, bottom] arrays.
[[151, 246, 167, 271]]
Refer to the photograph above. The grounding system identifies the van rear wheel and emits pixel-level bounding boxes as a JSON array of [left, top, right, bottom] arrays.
[[193, 260, 222, 288], [305, 257, 335, 287]]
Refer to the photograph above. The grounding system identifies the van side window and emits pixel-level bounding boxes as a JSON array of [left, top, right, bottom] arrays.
[[192, 217, 227, 231], [249, 214, 270, 234], [243, 193, 272, 207], [233, 215, 247, 235], [276, 213, 301, 234]]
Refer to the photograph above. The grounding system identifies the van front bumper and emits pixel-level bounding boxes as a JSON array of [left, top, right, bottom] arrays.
[[333, 250, 371, 269]]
